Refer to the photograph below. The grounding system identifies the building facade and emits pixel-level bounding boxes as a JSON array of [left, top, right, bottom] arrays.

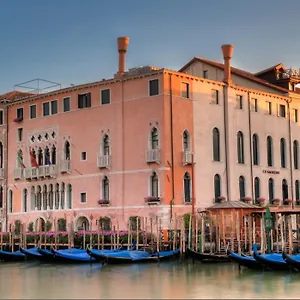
[[1, 38, 300, 231]]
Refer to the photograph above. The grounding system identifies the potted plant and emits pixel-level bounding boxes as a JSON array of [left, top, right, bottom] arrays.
[[14, 117, 23, 123], [145, 196, 160, 203], [272, 198, 280, 206], [284, 198, 292, 205], [216, 196, 226, 203], [296, 199, 300, 205], [256, 197, 265, 206], [98, 199, 110, 205], [241, 196, 252, 203]]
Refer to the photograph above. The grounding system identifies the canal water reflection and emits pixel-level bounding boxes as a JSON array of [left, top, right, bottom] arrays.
[[0, 261, 298, 299]]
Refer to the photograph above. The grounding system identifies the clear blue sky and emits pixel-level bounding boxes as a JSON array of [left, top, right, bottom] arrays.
[[0, 0, 299, 94]]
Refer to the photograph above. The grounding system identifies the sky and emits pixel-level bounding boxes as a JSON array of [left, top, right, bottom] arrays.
[[0, 0, 299, 94]]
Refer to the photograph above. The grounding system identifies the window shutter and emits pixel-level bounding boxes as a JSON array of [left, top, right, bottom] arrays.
[[276, 103, 280, 117], [78, 95, 82, 109], [87, 93, 91, 107]]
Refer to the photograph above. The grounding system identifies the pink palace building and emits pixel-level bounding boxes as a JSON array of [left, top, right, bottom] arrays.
[[1, 37, 300, 231]]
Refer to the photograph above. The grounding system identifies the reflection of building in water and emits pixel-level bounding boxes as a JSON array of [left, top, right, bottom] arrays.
[[0, 37, 299, 231]]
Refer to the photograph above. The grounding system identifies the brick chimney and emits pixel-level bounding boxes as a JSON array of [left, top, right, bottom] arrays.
[[221, 44, 234, 84], [117, 37, 129, 77]]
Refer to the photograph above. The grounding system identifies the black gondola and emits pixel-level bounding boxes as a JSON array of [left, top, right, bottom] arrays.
[[282, 252, 300, 271], [186, 248, 231, 263]]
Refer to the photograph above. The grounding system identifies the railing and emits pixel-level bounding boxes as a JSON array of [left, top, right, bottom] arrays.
[[13, 168, 23, 180], [60, 160, 71, 173], [38, 166, 45, 177], [277, 68, 300, 80], [97, 155, 111, 168], [44, 165, 58, 177], [146, 149, 160, 163], [24, 168, 39, 180], [182, 150, 193, 165]]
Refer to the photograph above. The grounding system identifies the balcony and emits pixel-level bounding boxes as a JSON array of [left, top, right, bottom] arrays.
[[182, 150, 193, 165], [97, 154, 111, 169], [38, 166, 45, 178], [60, 159, 71, 173], [45, 165, 58, 177], [13, 168, 23, 180], [24, 168, 38, 180], [146, 149, 160, 163]]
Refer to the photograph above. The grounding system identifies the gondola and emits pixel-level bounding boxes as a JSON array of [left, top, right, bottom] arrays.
[[186, 248, 231, 263], [282, 252, 300, 271], [37, 248, 86, 262], [87, 248, 180, 264], [227, 250, 263, 270], [252, 244, 290, 271], [0, 249, 26, 262], [51, 248, 96, 263], [20, 247, 53, 261]]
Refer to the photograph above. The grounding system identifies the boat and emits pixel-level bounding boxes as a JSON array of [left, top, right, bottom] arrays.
[[252, 244, 290, 271], [282, 252, 300, 271], [227, 250, 263, 270], [0, 249, 26, 262], [51, 248, 96, 263], [186, 248, 231, 263], [87, 248, 180, 264], [20, 247, 53, 261], [37, 248, 86, 262]]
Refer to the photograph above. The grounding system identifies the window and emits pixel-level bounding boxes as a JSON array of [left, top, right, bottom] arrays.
[[63, 97, 70, 112], [150, 172, 159, 197], [251, 98, 258, 112], [67, 184, 72, 209], [237, 131, 244, 164], [8, 190, 13, 213], [64, 141, 71, 160], [267, 136, 273, 167], [184, 172, 191, 202], [23, 189, 27, 212], [30, 105, 36, 119], [214, 174, 221, 201], [103, 135, 110, 155], [81, 152, 87, 161], [181, 83, 189, 98], [0, 110, 3, 125], [268, 178, 274, 202], [203, 70, 208, 78], [296, 180, 300, 200], [50, 100, 58, 115], [78, 93, 91, 109], [279, 104, 286, 118], [239, 176, 245, 199], [101, 89, 110, 105], [254, 177, 260, 200], [102, 176, 109, 201], [0, 143, 3, 168], [252, 134, 259, 165], [16, 108, 23, 120], [80, 192, 87, 203], [211, 90, 219, 104], [280, 138, 286, 168], [17, 128, 23, 142], [293, 109, 298, 122], [150, 128, 159, 149], [236, 95, 243, 109], [149, 79, 159, 96], [183, 130, 190, 151], [282, 179, 288, 200], [212, 127, 220, 161], [294, 140, 299, 169], [43, 102, 50, 116], [266, 101, 272, 115], [0, 186, 3, 208]]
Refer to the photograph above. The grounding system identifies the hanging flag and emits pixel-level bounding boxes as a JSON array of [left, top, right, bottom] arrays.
[[30, 149, 39, 168], [17, 152, 26, 168], [45, 151, 51, 165]]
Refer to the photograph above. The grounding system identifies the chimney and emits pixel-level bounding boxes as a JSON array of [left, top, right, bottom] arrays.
[[221, 44, 234, 84], [117, 37, 130, 77]]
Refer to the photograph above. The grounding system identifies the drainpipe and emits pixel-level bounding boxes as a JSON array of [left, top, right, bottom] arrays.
[[247, 92, 254, 202], [287, 98, 294, 208], [169, 74, 175, 221], [4, 105, 8, 231], [121, 80, 125, 218]]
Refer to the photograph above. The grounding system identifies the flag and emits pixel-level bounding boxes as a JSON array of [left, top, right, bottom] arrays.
[[45, 151, 51, 165], [17, 151, 26, 168], [30, 149, 39, 168]]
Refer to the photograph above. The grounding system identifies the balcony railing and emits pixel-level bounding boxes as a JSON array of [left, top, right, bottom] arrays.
[[38, 166, 45, 178], [44, 165, 58, 177], [277, 68, 300, 80], [182, 150, 193, 165], [97, 155, 111, 169], [146, 149, 160, 163], [24, 168, 39, 180], [14, 168, 23, 180], [60, 160, 71, 173]]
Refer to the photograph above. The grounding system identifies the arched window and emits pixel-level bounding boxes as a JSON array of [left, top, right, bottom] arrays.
[[36, 186, 42, 210], [23, 189, 27, 212], [296, 180, 300, 200], [282, 179, 288, 200], [55, 183, 59, 209], [252, 134, 259, 165], [0, 142, 3, 169], [184, 172, 191, 202], [44, 147, 51, 165], [17, 149, 24, 168], [294, 140, 299, 169], [183, 130, 190, 151], [67, 184, 72, 209], [150, 172, 159, 198], [214, 174, 221, 201], [42, 185, 47, 210], [49, 184, 54, 209], [51, 145, 57, 165], [239, 176, 245, 199], [254, 177, 260, 200], [237, 131, 244, 164], [64, 141, 71, 160], [268, 178, 274, 202], [8, 190, 13, 213], [38, 148, 43, 166], [103, 134, 110, 155], [267, 136, 273, 167], [150, 128, 159, 149], [61, 183, 65, 209], [280, 138, 286, 168], [0, 186, 3, 208], [30, 186, 36, 211], [102, 177, 109, 201], [212, 128, 220, 161]]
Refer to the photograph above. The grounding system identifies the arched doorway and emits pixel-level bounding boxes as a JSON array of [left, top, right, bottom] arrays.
[[76, 216, 90, 231], [35, 217, 45, 232]]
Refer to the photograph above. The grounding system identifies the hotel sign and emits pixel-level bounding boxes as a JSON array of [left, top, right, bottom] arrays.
[[262, 170, 280, 175]]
